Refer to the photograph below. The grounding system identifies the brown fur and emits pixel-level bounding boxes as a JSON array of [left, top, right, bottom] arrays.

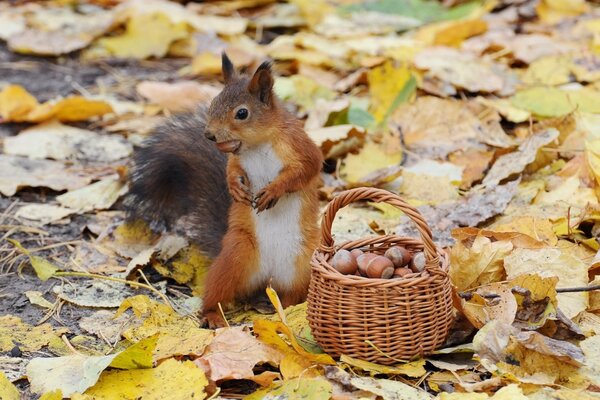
[[202, 55, 323, 327], [129, 54, 323, 328]]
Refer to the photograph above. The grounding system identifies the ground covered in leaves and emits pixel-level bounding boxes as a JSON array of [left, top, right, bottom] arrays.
[[1, 0, 600, 399]]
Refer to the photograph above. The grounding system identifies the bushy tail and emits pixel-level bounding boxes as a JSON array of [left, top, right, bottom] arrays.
[[126, 109, 230, 258]]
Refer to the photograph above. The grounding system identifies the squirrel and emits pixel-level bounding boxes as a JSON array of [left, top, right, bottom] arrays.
[[127, 54, 323, 327]]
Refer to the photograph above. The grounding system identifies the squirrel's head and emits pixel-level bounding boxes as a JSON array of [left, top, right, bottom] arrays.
[[205, 53, 278, 154]]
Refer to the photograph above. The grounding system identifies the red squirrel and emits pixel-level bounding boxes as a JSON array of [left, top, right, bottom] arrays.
[[128, 54, 323, 327]]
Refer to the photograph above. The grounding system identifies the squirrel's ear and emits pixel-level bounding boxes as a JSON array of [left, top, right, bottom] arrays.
[[248, 61, 274, 105], [221, 52, 235, 83]]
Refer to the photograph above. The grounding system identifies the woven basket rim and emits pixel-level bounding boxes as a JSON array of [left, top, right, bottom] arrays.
[[312, 241, 449, 287]]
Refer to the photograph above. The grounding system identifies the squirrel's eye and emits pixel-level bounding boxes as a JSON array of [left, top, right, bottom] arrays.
[[235, 108, 249, 120]]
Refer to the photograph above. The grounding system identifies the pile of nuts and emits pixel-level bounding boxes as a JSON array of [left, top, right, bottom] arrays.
[[330, 246, 426, 279]]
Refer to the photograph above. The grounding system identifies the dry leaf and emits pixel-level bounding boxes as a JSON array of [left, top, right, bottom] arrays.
[[136, 81, 220, 112], [197, 326, 283, 382], [4, 121, 132, 162]]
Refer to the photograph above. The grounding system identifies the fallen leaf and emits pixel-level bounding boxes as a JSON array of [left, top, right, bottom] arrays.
[[245, 377, 332, 400], [15, 204, 75, 225], [513, 331, 584, 366], [0, 84, 38, 121], [4, 121, 132, 162], [511, 87, 600, 118], [505, 248, 588, 318], [580, 334, 600, 386], [0, 155, 92, 196], [325, 366, 433, 400], [74, 359, 207, 400], [449, 235, 512, 292], [0, 372, 19, 400], [340, 355, 427, 377], [394, 96, 513, 159], [197, 326, 283, 382], [24, 291, 54, 309], [136, 81, 220, 112], [414, 47, 518, 95], [340, 140, 402, 185], [522, 56, 573, 86], [8, 239, 59, 281], [56, 175, 127, 213], [27, 336, 157, 396], [482, 129, 559, 187], [461, 283, 518, 328], [7, 7, 115, 55], [96, 13, 188, 59], [368, 60, 416, 123], [307, 124, 367, 160], [116, 295, 214, 360]]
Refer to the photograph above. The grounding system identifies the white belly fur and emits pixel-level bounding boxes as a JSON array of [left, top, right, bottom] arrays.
[[240, 143, 302, 289]]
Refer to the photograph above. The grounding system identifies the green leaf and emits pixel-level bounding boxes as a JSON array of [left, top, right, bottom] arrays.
[[341, 0, 482, 24]]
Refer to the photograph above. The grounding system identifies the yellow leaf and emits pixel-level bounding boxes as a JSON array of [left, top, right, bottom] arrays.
[[98, 13, 188, 59], [25, 291, 55, 309], [245, 377, 332, 400], [340, 141, 402, 184], [256, 289, 334, 378], [109, 335, 158, 370], [0, 372, 19, 400], [39, 390, 63, 400], [368, 61, 415, 123], [0, 84, 38, 121], [289, 0, 333, 26], [476, 97, 531, 123], [505, 248, 588, 318], [78, 359, 207, 400], [489, 216, 558, 246], [340, 355, 427, 377], [115, 295, 214, 360], [449, 235, 513, 291], [190, 52, 222, 76], [586, 139, 600, 186], [433, 19, 487, 47], [511, 87, 600, 118], [522, 56, 573, 86], [28, 96, 113, 122], [0, 85, 112, 122], [8, 239, 59, 281], [400, 170, 459, 205], [537, 0, 589, 23]]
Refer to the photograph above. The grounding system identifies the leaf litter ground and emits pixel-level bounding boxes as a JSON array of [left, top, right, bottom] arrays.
[[2, 0, 600, 399]]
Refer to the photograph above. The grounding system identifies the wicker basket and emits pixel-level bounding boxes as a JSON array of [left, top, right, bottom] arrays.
[[307, 188, 453, 364]]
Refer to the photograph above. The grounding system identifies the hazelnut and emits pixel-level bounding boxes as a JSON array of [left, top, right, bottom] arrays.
[[356, 253, 377, 276], [393, 267, 412, 278], [366, 256, 394, 279], [331, 249, 358, 275], [409, 252, 426, 273], [350, 249, 364, 260], [384, 246, 412, 267]]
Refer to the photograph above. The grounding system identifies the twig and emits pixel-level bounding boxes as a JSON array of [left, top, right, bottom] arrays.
[[53, 271, 171, 306], [557, 285, 600, 293]]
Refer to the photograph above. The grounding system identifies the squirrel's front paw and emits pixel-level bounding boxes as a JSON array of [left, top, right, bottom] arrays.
[[254, 184, 282, 212], [228, 175, 253, 206]]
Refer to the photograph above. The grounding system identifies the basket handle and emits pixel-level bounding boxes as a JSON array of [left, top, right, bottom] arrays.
[[320, 187, 441, 275]]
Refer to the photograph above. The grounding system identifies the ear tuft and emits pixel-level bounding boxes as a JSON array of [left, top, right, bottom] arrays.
[[248, 60, 274, 105], [221, 52, 235, 83]]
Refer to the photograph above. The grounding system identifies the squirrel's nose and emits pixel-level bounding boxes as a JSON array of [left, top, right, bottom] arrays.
[[205, 131, 216, 141]]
